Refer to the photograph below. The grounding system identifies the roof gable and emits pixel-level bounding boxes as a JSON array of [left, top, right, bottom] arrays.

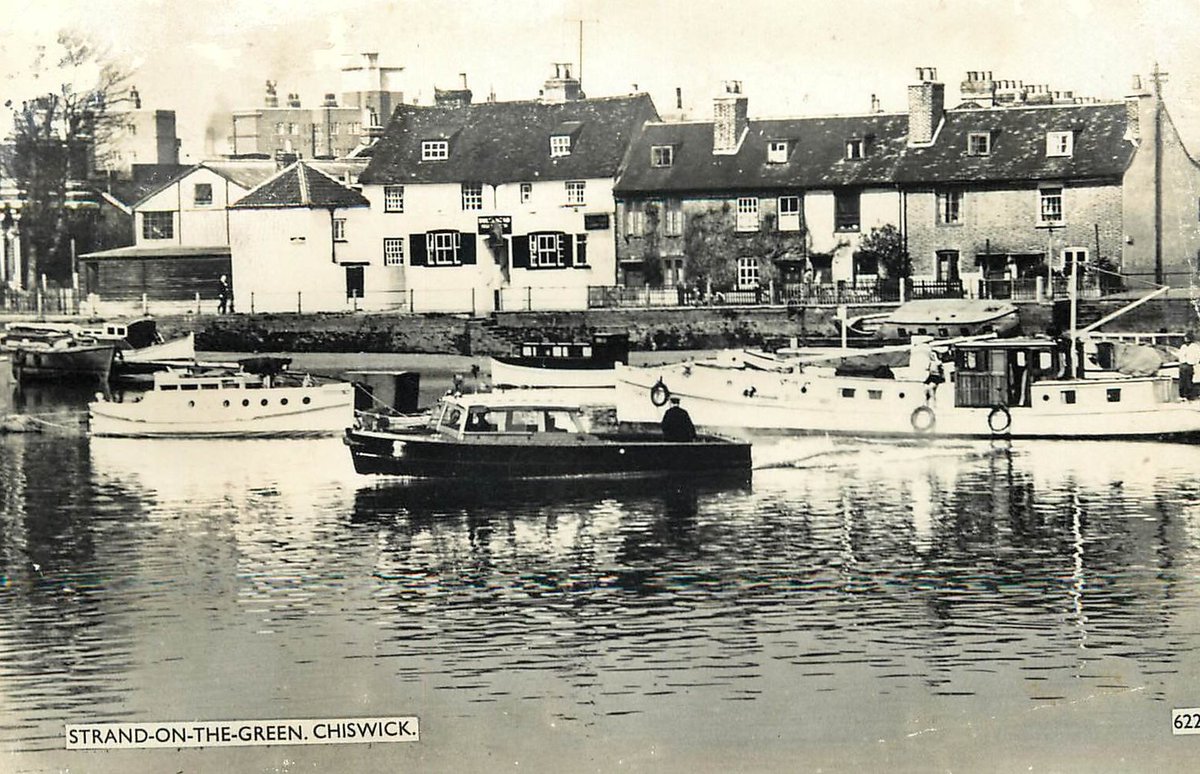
[[361, 94, 659, 185], [231, 162, 369, 209]]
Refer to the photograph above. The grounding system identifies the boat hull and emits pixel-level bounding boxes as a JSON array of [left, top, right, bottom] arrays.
[[489, 357, 616, 389], [616, 362, 1200, 442], [10, 343, 116, 383], [88, 383, 354, 438], [344, 428, 751, 479]]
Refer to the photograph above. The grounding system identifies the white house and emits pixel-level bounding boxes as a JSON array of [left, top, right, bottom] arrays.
[[78, 160, 277, 309], [358, 68, 659, 313], [228, 161, 377, 312]]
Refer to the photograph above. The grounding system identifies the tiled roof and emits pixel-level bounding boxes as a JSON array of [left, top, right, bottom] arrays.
[[360, 94, 660, 185], [615, 102, 1135, 195], [105, 164, 189, 208], [616, 113, 910, 194], [894, 102, 1133, 184], [231, 161, 369, 209], [131, 160, 280, 207]]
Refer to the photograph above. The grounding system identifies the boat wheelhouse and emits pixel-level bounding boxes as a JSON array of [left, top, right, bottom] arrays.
[[345, 392, 750, 479]]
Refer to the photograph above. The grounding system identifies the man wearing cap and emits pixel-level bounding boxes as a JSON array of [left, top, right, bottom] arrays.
[[661, 396, 697, 441]]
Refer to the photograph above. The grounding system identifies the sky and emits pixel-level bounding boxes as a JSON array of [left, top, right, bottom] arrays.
[[3, 0, 1200, 161]]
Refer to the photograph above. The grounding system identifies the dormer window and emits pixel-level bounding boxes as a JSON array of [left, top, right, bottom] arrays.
[[967, 132, 991, 156], [1046, 131, 1074, 157], [651, 145, 674, 167], [767, 140, 790, 164], [845, 139, 864, 160], [550, 135, 572, 157], [421, 140, 449, 161]]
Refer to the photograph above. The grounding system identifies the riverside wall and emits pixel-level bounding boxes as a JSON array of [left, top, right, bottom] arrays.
[[134, 297, 1200, 356]]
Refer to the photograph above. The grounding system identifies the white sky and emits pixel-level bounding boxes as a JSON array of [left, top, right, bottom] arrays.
[[3, 0, 1200, 161]]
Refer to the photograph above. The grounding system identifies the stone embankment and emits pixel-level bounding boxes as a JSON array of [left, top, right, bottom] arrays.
[[127, 296, 1200, 356]]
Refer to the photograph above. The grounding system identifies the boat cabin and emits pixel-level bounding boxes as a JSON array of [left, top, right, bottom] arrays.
[[514, 332, 629, 366], [953, 338, 1076, 408], [433, 396, 589, 440]]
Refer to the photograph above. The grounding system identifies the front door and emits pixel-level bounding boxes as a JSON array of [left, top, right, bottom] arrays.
[[345, 265, 364, 299]]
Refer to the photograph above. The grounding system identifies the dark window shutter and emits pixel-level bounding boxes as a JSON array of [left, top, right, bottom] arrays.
[[408, 233, 427, 266], [575, 234, 588, 266], [558, 232, 574, 267], [511, 235, 530, 269], [458, 232, 476, 265]]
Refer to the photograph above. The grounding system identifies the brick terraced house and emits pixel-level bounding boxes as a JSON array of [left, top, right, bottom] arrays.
[[614, 67, 1200, 298]]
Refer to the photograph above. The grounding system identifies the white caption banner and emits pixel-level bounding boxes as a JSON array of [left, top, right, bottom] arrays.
[[66, 717, 419, 749]]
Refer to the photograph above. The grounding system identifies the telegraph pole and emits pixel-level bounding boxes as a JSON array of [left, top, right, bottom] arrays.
[[1151, 62, 1168, 286]]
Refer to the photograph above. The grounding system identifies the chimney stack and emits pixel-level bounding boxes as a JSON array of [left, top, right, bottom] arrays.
[[870, 93, 881, 113], [712, 80, 748, 154], [265, 80, 279, 108], [960, 69, 996, 107], [676, 87, 683, 111], [287, 93, 302, 108], [907, 67, 944, 145], [130, 86, 142, 110], [542, 62, 582, 102], [323, 93, 338, 107], [1125, 72, 1152, 143]]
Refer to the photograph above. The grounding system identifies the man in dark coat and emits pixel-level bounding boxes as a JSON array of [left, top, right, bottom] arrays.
[[661, 396, 697, 441]]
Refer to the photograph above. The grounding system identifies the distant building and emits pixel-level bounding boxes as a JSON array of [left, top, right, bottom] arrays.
[[357, 64, 659, 313], [231, 53, 404, 160], [99, 86, 182, 178]]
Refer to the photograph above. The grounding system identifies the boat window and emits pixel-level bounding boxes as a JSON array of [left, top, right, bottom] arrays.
[[1107, 388, 1121, 403], [465, 407, 496, 432], [439, 406, 464, 431], [938, 328, 949, 337], [161, 384, 179, 391], [868, 389, 882, 400], [201, 383, 220, 390], [505, 409, 542, 432], [840, 388, 856, 398], [280, 398, 289, 406], [261, 398, 269, 407], [522, 345, 536, 357], [581, 346, 592, 358], [242, 399, 250, 407], [543, 409, 578, 433], [897, 327, 907, 337], [222, 379, 240, 388], [181, 384, 199, 391], [1038, 352, 1053, 370], [553, 345, 567, 358], [1061, 390, 1076, 404], [1015, 351, 1027, 367], [302, 397, 311, 405], [960, 327, 970, 336], [222, 400, 230, 407]]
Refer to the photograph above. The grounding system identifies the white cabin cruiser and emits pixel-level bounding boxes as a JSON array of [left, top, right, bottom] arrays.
[[89, 358, 353, 438]]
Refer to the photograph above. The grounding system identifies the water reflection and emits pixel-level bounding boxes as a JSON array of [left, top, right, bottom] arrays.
[[0, 430, 1197, 767]]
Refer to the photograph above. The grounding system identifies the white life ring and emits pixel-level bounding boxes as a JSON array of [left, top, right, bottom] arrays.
[[650, 379, 671, 407], [910, 405, 936, 433], [987, 405, 1012, 434]]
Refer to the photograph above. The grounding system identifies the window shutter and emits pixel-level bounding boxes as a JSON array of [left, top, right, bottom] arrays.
[[408, 233, 427, 266], [458, 232, 476, 265], [558, 232, 574, 267], [575, 234, 588, 266], [511, 235, 530, 269]]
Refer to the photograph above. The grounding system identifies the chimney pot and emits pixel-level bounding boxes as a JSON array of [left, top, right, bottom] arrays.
[[675, 87, 683, 110], [460, 72, 468, 89]]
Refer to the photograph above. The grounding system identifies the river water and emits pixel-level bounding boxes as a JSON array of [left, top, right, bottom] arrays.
[[2, 353, 1200, 773]]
